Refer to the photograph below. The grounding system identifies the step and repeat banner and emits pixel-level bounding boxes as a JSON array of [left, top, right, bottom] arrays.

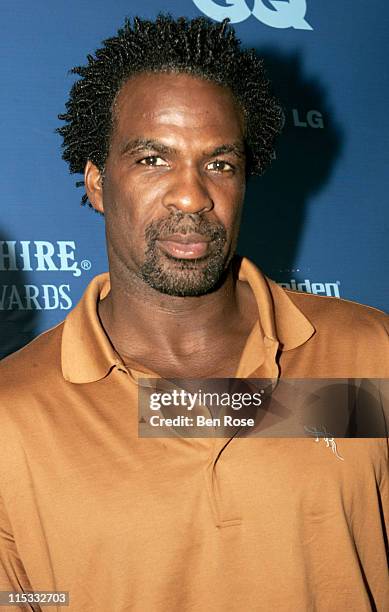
[[1, 1, 388, 358]]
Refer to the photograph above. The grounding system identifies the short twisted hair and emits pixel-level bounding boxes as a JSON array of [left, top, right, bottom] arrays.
[[57, 14, 283, 206]]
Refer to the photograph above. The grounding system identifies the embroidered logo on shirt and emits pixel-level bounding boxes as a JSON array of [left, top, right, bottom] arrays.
[[304, 426, 344, 461]]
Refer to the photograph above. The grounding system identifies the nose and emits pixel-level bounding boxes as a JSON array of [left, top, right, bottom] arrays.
[[162, 168, 214, 215]]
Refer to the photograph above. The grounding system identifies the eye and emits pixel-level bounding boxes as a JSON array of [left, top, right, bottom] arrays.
[[206, 160, 234, 173], [138, 156, 168, 167]]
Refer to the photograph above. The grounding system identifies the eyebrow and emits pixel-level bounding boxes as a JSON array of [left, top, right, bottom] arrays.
[[120, 138, 176, 158], [208, 144, 246, 159], [120, 138, 246, 159]]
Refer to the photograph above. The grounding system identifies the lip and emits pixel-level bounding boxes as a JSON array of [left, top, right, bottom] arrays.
[[157, 233, 211, 259]]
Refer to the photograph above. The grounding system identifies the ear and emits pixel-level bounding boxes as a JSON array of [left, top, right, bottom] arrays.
[[84, 160, 104, 213]]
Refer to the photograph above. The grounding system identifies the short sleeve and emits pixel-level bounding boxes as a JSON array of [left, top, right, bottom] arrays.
[[0, 491, 38, 611]]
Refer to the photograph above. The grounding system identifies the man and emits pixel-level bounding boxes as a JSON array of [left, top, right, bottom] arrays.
[[0, 15, 388, 612]]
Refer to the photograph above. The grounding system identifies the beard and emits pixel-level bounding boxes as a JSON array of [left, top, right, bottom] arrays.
[[138, 212, 230, 297]]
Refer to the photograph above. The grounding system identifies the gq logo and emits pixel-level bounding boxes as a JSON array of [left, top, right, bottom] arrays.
[[193, 0, 313, 30]]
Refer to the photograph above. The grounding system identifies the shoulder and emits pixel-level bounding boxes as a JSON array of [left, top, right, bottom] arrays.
[[0, 324, 67, 447], [0, 322, 64, 397], [277, 289, 389, 376], [285, 289, 388, 337]]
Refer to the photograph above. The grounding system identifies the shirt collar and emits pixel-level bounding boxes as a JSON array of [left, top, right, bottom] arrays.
[[61, 257, 315, 384], [61, 272, 122, 383], [238, 257, 315, 351]]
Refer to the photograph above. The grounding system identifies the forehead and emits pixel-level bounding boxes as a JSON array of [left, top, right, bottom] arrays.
[[112, 72, 245, 144]]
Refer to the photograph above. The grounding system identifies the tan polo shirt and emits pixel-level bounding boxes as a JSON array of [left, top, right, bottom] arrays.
[[0, 257, 388, 611]]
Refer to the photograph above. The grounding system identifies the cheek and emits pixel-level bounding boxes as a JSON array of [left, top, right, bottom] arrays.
[[213, 184, 245, 235], [103, 174, 161, 232]]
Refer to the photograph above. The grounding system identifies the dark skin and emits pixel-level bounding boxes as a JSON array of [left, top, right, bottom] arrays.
[[85, 72, 258, 378]]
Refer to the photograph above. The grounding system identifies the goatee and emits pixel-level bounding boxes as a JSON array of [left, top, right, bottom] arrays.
[[139, 212, 229, 296]]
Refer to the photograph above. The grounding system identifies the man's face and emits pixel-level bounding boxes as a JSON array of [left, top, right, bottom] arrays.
[[87, 72, 246, 296]]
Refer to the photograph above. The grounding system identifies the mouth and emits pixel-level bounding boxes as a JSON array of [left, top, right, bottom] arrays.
[[156, 233, 211, 260]]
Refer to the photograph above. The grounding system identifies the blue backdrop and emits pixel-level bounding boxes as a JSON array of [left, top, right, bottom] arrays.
[[1, 1, 388, 358]]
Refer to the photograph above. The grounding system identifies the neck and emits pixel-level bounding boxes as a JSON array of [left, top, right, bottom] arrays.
[[98, 258, 249, 360]]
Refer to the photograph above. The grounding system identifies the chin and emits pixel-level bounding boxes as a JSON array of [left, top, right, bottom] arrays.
[[139, 251, 231, 297]]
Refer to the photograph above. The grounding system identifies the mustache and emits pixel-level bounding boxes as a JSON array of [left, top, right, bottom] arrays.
[[144, 212, 227, 243]]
